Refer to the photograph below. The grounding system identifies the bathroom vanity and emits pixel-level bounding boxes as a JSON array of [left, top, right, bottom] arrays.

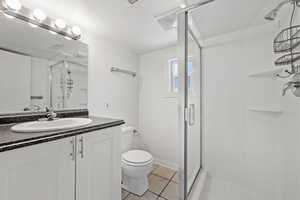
[[0, 5, 126, 200], [0, 114, 124, 200]]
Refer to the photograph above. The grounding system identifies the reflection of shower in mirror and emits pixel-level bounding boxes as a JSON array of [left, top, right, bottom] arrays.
[[50, 60, 88, 110], [59, 61, 74, 100]]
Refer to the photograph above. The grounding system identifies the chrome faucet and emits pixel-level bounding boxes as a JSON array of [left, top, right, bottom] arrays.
[[45, 107, 57, 121]]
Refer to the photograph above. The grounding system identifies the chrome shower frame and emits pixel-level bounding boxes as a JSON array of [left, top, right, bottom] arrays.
[[177, 1, 215, 199]]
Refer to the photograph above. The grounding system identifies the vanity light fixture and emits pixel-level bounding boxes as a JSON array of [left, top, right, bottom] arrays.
[[0, 0, 82, 40]]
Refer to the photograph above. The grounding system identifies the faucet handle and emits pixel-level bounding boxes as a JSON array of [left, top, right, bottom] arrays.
[[45, 106, 57, 120], [45, 106, 53, 112]]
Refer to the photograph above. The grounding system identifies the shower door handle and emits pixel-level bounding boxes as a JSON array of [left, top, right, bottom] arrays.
[[188, 104, 195, 126]]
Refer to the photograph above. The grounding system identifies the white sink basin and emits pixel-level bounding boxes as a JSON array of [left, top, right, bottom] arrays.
[[11, 118, 93, 133]]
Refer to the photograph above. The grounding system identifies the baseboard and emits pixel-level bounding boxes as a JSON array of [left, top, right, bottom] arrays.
[[154, 158, 179, 171], [188, 170, 208, 200]]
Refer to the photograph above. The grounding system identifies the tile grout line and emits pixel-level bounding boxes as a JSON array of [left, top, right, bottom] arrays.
[[156, 172, 177, 200], [123, 165, 177, 200], [150, 173, 174, 181]]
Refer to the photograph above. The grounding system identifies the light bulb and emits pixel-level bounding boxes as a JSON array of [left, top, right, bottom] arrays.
[[179, 3, 186, 8], [55, 19, 66, 29], [33, 9, 46, 21], [3, 0, 22, 10], [71, 26, 81, 36]]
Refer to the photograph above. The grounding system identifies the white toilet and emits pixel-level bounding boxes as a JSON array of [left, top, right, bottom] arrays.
[[121, 126, 153, 196]]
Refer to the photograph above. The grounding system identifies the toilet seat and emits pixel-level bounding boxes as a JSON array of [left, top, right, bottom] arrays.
[[122, 150, 153, 166]]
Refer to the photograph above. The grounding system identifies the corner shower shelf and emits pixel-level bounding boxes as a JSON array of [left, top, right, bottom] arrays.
[[248, 107, 283, 113], [248, 67, 285, 78]]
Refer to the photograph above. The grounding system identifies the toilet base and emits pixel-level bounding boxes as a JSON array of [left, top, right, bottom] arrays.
[[122, 174, 149, 196]]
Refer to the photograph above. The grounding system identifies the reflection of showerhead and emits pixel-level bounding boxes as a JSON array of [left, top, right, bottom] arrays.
[[265, 0, 296, 21], [265, 8, 279, 21]]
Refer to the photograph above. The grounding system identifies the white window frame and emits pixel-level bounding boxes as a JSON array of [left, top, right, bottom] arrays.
[[168, 57, 193, 95]]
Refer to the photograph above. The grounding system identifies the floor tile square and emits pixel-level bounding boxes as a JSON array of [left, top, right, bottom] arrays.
[[152, 166, 176, 180], [148, 174, 169, 195], [122, 189, 130, 199], [125, 191, 158, 200], [161, 181, 179, 200], [152, 164, 159, 172]]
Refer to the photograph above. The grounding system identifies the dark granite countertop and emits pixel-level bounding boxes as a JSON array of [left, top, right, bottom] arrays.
[[0, 116, 124, 152]]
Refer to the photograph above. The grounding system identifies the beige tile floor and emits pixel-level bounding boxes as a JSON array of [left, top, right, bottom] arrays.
[[122, 165, 179, 200]]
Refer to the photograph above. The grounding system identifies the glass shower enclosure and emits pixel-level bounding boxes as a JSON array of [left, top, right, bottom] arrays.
[[177, 8, 204, 200]]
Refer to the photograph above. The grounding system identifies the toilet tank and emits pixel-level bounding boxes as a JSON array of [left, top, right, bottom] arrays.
[[121, 125, 134, 153]]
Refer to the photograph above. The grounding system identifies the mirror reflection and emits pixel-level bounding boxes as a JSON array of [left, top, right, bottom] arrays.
[[0, 14, 88, 114]]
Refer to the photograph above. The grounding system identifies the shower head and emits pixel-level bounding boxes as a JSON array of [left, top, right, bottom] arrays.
[[128, 0, 139, 4]]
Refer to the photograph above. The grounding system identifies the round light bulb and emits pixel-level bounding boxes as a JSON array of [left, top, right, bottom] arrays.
[[4, 0, 22, 10], [71, 26, 81, 36], [55, 19, 66, 29], [33, 9, 46, 21], [179, 3, 186, 8]]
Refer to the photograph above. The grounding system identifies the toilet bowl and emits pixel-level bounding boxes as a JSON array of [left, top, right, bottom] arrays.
[[122, 149, 153, 196]]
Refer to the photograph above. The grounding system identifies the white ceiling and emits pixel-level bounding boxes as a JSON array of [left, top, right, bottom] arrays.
[[19, 0, 282, 53], [188, 0, 282, 39]]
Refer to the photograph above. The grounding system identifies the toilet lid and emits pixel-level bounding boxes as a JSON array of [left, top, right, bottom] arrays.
[[122, 150, 153, 164]]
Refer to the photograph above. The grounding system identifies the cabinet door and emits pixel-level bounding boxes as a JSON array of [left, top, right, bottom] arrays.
[[0, 137, 76, 200], [76, 127, 121, 200]]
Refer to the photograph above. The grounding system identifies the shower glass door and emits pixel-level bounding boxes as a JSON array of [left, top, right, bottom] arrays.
[[177, 11, 202, 200]]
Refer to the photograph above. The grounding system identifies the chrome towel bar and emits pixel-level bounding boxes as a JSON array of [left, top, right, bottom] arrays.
[[111, 67, 136, 77]]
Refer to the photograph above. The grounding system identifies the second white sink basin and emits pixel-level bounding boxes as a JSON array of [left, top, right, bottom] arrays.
[[11, 118, 93, 133]]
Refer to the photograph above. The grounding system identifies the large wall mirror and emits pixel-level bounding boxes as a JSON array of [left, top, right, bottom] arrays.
[[0, 14, 88, 114]]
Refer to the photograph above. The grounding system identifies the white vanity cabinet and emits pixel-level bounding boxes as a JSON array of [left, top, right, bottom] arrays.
[[76, 127, 121, 200], [0, 137, 76, 200], [0, 126, 121, 200]]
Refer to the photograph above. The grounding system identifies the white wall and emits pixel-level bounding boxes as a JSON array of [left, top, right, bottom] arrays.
[[31, 58, 49, 109], [138, 46, 179, 169], [279, 12, 300, 200], [201, 23, 300, 200], [87, 33, 139, 127], [0, 50, 31, 113]]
